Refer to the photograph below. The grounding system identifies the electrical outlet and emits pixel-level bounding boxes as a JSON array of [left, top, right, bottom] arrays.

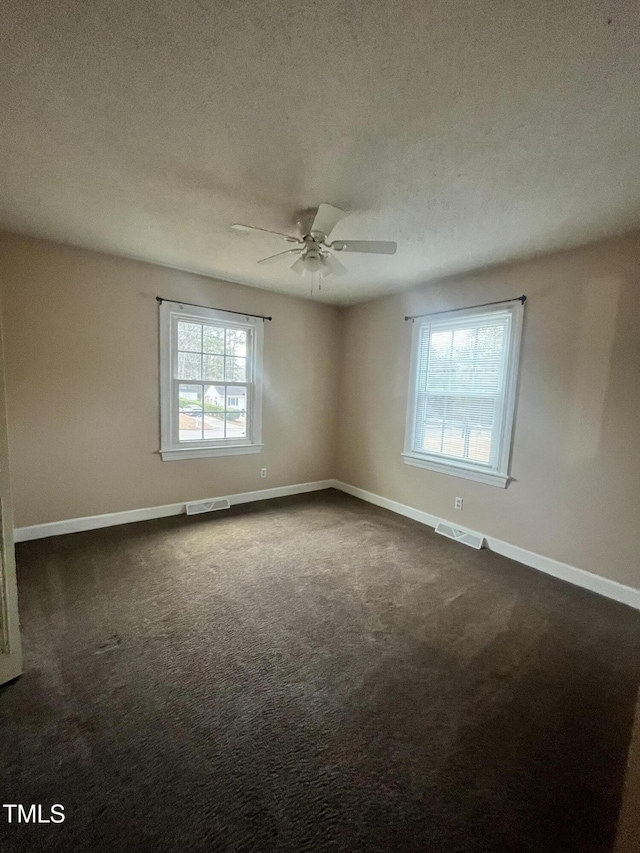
[[260, 468, 267, 478], [454, 497, 463, 510]]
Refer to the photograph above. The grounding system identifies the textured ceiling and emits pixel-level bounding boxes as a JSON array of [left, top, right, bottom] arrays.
[[1, 0, 639, 304]]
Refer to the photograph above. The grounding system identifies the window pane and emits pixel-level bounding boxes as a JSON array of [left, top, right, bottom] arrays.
[[178, 322, 202, 352], [178, 384, 203, 441], [225, 328, 247, 357], [467, 428, 492, 464], [225, 412, 246, 439], [441, 424, 465, 458], [416, 395, 496, 463], [423, 423, 444, 454], [203, 385, 224, 407], [177, 352, 201, 380], [425, 323, 505, 395], [225, 386, 247, 439], [225, 357, 246, 382], [436, 423, 492, 463], [203, 355, 224, 381], [227, 385, 247, 415], [203, 406, 225, 441], [203, 326, 225, 355]]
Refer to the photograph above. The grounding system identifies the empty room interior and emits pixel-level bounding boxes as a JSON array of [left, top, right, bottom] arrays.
[[1, 1, 640, 851]]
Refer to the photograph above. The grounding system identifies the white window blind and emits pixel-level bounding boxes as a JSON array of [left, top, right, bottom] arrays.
[[404, 301, 524, 487]]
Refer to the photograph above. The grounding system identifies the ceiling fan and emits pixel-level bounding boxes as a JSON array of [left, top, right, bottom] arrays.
[[231, 203, 397, 280]]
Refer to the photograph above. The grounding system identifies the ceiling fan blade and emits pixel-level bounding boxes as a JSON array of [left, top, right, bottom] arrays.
[[310, 203, 345, 238], [232, 223, 300, 242], [291, 256, 307, 276], [257, 248, 302, 265], [331, 240, 397, 255], [324, 253, 348, 277]]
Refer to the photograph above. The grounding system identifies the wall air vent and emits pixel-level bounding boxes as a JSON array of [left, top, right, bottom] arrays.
[[185, 498, 231, 516], [435, 522, 484, 550]]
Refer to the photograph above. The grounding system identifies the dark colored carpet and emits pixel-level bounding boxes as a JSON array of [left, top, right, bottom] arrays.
[[1, 489, 639, 853]]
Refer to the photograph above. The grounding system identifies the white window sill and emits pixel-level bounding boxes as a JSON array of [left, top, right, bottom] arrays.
[[402, 453, 509, 488], [161, 444, 263, 461]]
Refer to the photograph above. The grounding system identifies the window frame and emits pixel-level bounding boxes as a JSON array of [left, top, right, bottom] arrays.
[[159, 301, 264, 461], [402, 300, 524, 488]]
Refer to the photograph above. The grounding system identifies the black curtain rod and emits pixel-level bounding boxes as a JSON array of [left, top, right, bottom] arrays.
[[405, 294, 526, 322], [156, 296, 272, 321]]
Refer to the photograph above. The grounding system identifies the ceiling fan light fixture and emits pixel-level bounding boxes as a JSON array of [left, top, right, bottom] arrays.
[[303, 252, 324, 273], [291, 256, 307, 276]]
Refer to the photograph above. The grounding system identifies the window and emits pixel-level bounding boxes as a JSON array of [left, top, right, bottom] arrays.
[[403, 300, 524, 487], [159, 302, 263, 460]]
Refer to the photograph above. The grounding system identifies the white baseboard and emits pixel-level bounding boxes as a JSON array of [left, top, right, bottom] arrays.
[[14, 480, 335, 543], [15, 478, 640, 611], [331, 480, 640, 611]]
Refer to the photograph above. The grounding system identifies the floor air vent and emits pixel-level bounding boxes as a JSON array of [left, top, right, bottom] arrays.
[[435, 522, 484, 550], [185, 498, 230, 516]]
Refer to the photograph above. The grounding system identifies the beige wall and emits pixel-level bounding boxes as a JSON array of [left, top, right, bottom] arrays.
[[0, 232, 341, 528], [337, 233, 640, 588], [2, 229, 640, 590]]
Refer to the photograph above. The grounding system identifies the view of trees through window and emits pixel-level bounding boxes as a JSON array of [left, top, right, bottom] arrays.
[[176, 321, 249, 441]]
